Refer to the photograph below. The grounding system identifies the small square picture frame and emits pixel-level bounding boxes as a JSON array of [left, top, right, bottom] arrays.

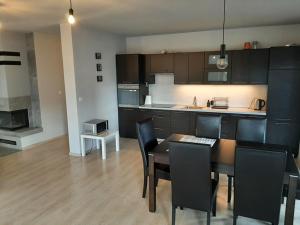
[[95, 52, 101, 60], [96, 63, 102, 72], [97, 75, 103, 82]]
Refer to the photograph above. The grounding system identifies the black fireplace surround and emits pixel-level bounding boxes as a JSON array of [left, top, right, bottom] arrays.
[[0, 109, 29, 131]]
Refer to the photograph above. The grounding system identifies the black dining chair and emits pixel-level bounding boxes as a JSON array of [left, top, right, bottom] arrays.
[[136, 118, 170, 198], [226, 118, 267, 203], [196, 115, 221, 138], [233, 145, 287, 225], [169, 141, 218, 225]]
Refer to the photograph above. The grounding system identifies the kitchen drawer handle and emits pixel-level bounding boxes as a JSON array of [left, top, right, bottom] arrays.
[[154, 128, 163, 131], [123, 108, 134, 111]]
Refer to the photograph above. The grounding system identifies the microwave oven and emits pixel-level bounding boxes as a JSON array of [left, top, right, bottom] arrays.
[[83, 119, 108, 134]]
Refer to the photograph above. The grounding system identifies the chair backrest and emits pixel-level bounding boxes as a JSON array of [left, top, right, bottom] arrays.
[[236, 118, 267, 143], [136, 118, 158, 168], [169, 141, 212, 211], [234, 145, 287, 223], [196, 115, 221, 138]]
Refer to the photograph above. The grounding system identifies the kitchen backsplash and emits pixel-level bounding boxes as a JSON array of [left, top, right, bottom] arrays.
[[149, 74, 268, 108]]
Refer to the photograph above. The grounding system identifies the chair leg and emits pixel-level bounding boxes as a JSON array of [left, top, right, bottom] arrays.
[[172, 205, 176, 225], [233, 215, 237, 225], [212, 196, 217, 217], [228, 176, 232, 203], [207, 212, 211, 225], [142, 175, 147, 198]]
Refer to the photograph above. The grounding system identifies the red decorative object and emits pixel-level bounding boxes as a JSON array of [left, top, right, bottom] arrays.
[[244, 42, 252, 49]]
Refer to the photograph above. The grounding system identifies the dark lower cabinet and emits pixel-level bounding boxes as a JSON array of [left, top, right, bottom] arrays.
[[171, 111, 190, 134], [267, 120, 300, 156], [118, 107, 138, 138], [152, 110, 171, 139], [221, 115, 237, 139]]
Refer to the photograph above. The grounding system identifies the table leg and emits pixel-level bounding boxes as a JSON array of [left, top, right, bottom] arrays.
[[149, 154, 156, 212], [116, 131, 120, 152], [80, 137, 86, 157], [101, 139, 106, 160], [96, 139, 100, 150], [284, 175, 298, 225]]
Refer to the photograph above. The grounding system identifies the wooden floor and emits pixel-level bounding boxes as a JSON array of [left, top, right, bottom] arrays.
[[0, 137, 299, 225]]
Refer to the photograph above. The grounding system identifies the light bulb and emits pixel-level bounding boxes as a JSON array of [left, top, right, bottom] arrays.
[[216, 57, 228, 70], [68, 8, 76, 24], [68, 14, 76, 24]]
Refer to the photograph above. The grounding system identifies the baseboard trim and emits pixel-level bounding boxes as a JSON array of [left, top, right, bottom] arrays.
[[69, 152, 82, 157], [23, 134, 68, 150]]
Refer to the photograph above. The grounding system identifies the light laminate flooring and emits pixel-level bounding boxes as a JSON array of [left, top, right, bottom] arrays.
[[0, 137, 299, 225]]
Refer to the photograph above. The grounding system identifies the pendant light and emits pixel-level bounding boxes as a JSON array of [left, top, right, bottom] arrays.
[[68, 0, 76, 25], [216, 0, 228, 70]]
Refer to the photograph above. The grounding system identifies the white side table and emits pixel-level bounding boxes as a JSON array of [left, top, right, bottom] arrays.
[[80, 130, 120, 159]]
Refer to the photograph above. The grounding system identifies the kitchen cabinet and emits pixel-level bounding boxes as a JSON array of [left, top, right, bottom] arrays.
[[269, 46, 300, 70], [118, 107, 138, 138], [116, 54, 145, 84], [267, 121, 300, 154], [188, 52, 205, 84], [231, 49, 269, 84], [174, 52, 205, 84], [267, 70, 300, 122], [221, 115, 237, 139], [171, 111, 190, 134], [152, 110, 171, 139], [145, 55, 155, 84], [204, 51, 232, 84], [174, 53, 188, 84], [150, 54, 174, 74]]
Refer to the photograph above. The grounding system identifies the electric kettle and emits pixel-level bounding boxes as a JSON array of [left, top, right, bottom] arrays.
[[251, 98, 266, 110]]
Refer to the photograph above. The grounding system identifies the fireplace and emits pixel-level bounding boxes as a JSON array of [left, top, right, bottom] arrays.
[[0, 109, 29, 131]]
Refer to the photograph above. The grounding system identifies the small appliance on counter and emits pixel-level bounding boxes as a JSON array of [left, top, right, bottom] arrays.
[[83, 119, 108, 134], [211, 97, 229, 109], [249, 98, 266, 111], [144, 95, 152, 105]]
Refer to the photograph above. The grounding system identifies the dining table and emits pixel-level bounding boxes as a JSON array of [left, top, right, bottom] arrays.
[[148, 134, 300, 225]]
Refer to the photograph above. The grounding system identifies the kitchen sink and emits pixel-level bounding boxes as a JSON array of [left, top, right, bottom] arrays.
[[183, 106, 205, 109]]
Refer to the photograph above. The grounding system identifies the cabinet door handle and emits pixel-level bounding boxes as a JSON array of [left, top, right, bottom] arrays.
[[123, 108, 134, 111]]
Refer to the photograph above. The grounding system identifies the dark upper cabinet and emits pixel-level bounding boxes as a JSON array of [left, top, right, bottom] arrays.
[[204, 51, 232, 84], [188, 52, 205, 84], [267, 70, 300, 122], [174, 53, 188, 84], [118, 107, 138, 138], [150, 54, 174, 73], [171, 111, 190, 134], [116, 54, 145, 84], [269, 46, 300, 70], [231, 49, 269, 84], [145, 55, 155, 84]]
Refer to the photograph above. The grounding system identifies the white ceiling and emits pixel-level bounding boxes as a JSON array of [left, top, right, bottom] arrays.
[[1, 0, 300, 36]]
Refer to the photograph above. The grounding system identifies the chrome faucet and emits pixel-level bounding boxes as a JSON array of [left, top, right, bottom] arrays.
[[193, 96, 197, 106]]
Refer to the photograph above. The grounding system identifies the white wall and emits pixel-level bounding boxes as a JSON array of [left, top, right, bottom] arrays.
[[29, 32, 67, 142], [60, 24, 81, 155], [72, 27, 126, 131], [60, 24, 126, 155], [126, 24, 300, 106], [0, 31, 31, 98], [126, 24, 300, 53]]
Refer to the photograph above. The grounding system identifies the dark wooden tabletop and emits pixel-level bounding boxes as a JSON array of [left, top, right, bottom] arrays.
[[149, 134, 299, 181]]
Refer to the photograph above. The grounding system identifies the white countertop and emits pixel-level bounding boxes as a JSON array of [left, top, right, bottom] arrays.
[[138, 104, 267, 116]]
